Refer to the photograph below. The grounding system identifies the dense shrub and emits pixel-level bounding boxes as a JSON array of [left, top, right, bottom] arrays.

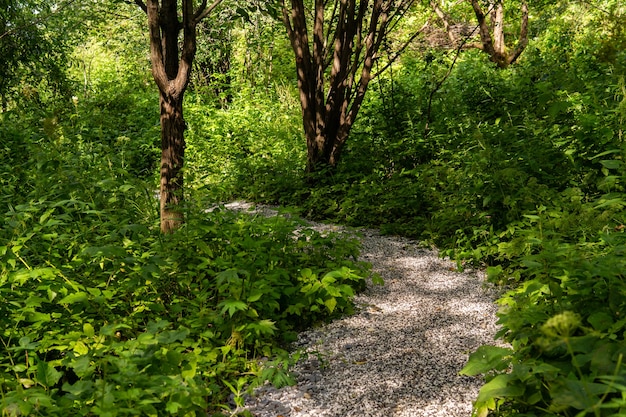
[[0, 105, 369, 416]]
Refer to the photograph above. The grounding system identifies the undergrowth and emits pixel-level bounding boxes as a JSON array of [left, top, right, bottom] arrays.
[[0, 104, 369, 416], [3, 2, 626, 415], [190, 7, 626, 415]]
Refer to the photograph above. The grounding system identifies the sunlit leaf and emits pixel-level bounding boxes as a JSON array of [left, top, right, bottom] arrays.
[[460, 346, 514, 376]]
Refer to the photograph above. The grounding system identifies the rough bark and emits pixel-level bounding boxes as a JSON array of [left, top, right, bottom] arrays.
[[136, 0, 221, 233], [159, 92, 186, 234], [282, 0, 414, 174]]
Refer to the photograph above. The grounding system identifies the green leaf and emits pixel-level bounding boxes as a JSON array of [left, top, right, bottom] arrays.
[[486, 265, 503, 280], [166, 400, 182, 414], [157, 328, 190, 344], [36, 360, 63, 388], [594, 198, 625, 209], [73, 341, 89, 355], [372, 274, 384, 286], [147, 320, 171, 333], [600, 160, 622, 170], [219, 300, 248, 317], [181, 360, 197, 379], [247, 291, 264, 303], [62, 380, 94, 396], [587, 311, 613, 332], [17, 337, 39, 351], [460, 345, 514, 376], [523, 214, 541, 221], [589, 149, 621, 159], [216, 269, 240, 285], [71, 355, 94, 378], [321, 274, 337, 285], [300, 268, 315, 280], [247, 319, 277, 336], [58, 292, 88, 304], [83, 322, 95, 337], [475, 374, 524, 404], [324, 297, 337, 313], [39, 208, 55, 225], [25, 311, 51, 323], [551, 379, 613, 410]]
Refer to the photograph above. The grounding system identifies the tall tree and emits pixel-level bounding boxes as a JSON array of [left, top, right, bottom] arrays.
[[134, 0, 221, 233], [430, 0, 529, 68], [281, 0, 417, 173]]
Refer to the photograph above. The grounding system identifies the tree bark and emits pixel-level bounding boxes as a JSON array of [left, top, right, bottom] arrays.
[[283, 0, 411, 175], [470, 0, 528, 68], [137, 0, 222, 232], [433, 0, 529, 69], [159, 92, 186, 234]]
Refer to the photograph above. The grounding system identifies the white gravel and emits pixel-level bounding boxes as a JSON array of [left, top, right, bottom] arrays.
[[222, 202, 502, 417]]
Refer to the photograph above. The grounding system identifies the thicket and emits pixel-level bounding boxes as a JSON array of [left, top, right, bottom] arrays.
[[0, 10, 370, 415], [192, 3, 626, 416], [2, 1, 626, 416], [0, 95, 369, 415]]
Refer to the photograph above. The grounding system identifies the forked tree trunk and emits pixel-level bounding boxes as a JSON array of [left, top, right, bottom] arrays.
[[431, 0, 528, 69], [136, 0, 222, 233], [159, 92, 186, 234], [283, 0, 416, 175], [471, 0, 528, 68]]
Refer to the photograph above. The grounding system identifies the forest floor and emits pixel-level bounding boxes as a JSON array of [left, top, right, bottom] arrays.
[[224, 202, 502, 417]]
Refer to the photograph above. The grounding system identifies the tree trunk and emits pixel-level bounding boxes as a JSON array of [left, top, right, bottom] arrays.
[[305, 132, 331, 173], [432, 0, 529, 69], [492, 2, 505, 57], [469, 0, 529, 68], [283, 0, 407, 176], [136, 0, 222, 233], [304, 115, 336, 173], [159, 91, 186, 234]]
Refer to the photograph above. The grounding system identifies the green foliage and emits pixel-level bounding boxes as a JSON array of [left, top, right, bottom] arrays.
[[462, 225, 626, 417], [0, 91, 368, 415], [190, 3, 626, 417], [0, 0, 71, 110], [185, 89, 304, 203], [3, 1, 626, 415]]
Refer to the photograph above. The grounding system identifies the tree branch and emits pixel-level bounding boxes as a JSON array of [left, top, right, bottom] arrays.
[[372, 20, 429, 79], [146, 0, 168, 92], [133, 0, 147, 13], [194, 0, 208, 20], [173, 0, 197, 96], [194, 0, 222, 23], [470, 0, 496, 57], [430, 1, 457, 45]]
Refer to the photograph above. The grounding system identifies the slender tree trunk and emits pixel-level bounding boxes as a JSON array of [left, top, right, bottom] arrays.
[[159, 91, 186, 234], [136, 0, 222, 233], [492, 2, 505, 56]]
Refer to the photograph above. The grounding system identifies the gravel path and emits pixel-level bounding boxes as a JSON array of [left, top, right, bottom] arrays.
[[223, 202, 501, 417]]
